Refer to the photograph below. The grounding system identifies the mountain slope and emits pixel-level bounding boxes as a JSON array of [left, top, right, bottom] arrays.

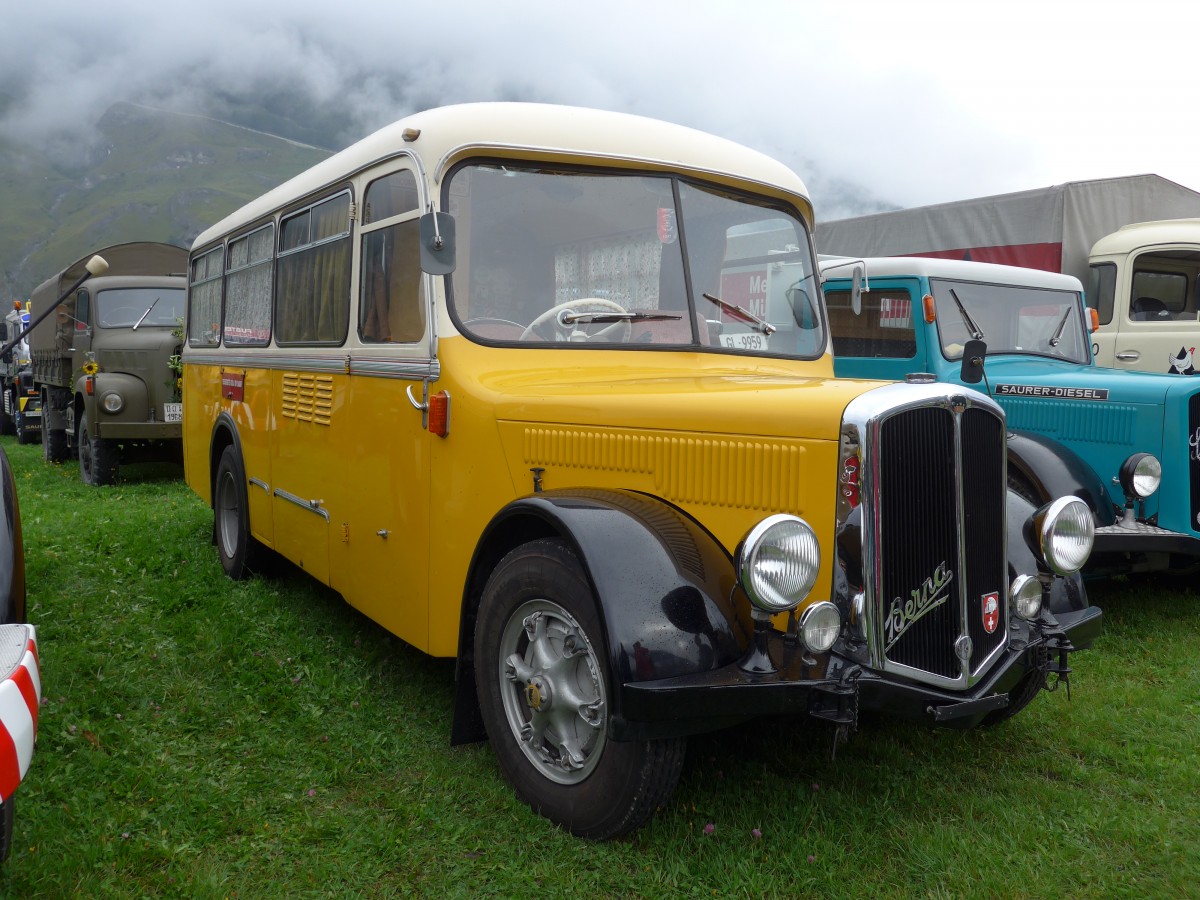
[[0, 103, 331, 300]]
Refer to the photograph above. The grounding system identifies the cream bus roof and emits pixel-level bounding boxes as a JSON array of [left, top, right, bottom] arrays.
[[191, 102, 812, 250]]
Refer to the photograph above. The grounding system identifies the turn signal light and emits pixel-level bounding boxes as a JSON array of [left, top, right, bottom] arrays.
[[427, 390, 450, 437], [922, 294, 936, 323]]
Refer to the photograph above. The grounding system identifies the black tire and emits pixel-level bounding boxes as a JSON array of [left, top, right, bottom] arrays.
[[214, 445, 259, 580], [0, 390, 13, 437], [78, 413, 119, 485], [0, 796, 12, 864], [43, 426, 69, 463], [474, 538, 685, 839], [14, 410, 35, 445]]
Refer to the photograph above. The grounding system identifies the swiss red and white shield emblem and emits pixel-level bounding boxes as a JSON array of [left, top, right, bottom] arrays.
[[982, 592, 1000, 634]]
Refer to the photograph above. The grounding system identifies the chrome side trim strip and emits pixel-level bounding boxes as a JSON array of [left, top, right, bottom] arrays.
[[183, 353, 440, 381], [248, 477, 269, 493], [273, 488, 330, 521]]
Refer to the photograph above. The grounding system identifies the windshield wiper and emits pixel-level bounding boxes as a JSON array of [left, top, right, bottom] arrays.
[[1048, 308, 1072, 347], [701, 293, 776, 336], [948, 288, 984, 341], [132, 296, 161, 330], [559, 311, 683, 324]]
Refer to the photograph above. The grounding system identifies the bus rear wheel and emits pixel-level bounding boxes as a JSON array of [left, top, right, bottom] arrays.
[[215, 446, 259, 580], [474, 538, 685, 839]]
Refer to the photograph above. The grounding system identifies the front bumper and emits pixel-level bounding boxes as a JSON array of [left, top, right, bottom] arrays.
[[615, 606, 1102, 740], [93, 421, 181, 441], [1092, 521, 1200, 559]]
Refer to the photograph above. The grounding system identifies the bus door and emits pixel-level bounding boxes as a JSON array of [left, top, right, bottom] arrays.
[[333, 166, 434, 651], [267, 190, 356, 584]]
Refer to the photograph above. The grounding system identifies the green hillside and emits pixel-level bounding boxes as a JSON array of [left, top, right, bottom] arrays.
[[0, 102, 331, 301]]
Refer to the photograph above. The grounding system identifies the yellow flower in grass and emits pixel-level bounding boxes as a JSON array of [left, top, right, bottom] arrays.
[[82, 361, 99, 376]]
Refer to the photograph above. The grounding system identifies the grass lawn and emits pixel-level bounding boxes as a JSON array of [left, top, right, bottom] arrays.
[[0, 436, 1196, 897]]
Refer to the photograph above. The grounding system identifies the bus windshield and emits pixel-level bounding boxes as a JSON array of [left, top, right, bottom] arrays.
[[446, 164, 824, 358]]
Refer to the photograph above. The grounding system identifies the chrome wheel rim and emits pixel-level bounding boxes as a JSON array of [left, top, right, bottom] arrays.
[[216, 470, 239, 557], [499, 598, 607, 784]]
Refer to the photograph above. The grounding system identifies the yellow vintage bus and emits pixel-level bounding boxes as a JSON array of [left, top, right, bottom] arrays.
[[183, 102, 1101, 838]]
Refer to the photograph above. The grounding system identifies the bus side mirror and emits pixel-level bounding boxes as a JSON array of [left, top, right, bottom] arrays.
[[419, 211, 456, 275], [960, 338, 987, 384], [850, 266, 865, 316]]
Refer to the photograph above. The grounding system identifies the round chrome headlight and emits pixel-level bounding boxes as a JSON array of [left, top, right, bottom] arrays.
[[1119, 453, 1161, 500], [1009, 574, 1042, 621], [737, 514, 821, 613], [1034, 497, 1094, 576], [798, 601, 841, 653], [101, 391, 124, 414]]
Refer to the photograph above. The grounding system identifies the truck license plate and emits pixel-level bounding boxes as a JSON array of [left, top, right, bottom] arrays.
[[164, 403, 183, 423]]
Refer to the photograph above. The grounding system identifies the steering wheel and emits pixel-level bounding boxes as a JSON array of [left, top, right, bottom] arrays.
[[520, 298, 631, 343]]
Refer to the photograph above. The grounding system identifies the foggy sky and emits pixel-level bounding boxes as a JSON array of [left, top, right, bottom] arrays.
[[3, 0, 1198, 220]]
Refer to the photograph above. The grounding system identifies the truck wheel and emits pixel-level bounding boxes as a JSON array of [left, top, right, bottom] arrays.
[[78, 413, 119, 485], [215, 445, 259, 580], [43, 427, 69, 463], [14, 411, 34, 446], [0, 391, 12, 437], [473, 538, 685, 839]]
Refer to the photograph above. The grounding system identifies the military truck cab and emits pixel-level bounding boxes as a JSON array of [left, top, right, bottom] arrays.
[[29, 243, 186, 485]]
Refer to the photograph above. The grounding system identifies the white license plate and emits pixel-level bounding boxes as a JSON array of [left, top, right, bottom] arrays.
[[164, 403, 183, 423], [720, 332, 769, 352]]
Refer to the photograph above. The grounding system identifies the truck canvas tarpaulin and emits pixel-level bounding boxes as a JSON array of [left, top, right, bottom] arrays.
[[817, 174, 1200, 287]]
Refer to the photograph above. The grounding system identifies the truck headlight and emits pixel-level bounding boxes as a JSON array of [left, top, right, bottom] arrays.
[[798, 601, 841, 653], [101, 391, 124, 414], [1033, 497, 1094, 576], [1119, 453, 1161, 500], [1009, 574, 1042, 620], [736, 514, 820, 613]]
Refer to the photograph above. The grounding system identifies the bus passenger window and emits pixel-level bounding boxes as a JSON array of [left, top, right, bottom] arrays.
[[360, 219, 425, 343], [363, 171, 419, 224], [188, 246, 224, 346], [276, 192, 351, 345]]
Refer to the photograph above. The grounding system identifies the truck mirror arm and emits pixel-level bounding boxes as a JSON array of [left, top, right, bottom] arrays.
[[0, 254, 108, 359]]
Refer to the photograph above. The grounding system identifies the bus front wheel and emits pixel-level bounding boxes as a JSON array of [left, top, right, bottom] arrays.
[[215, 446, 258, 580], [473, 538, 685, 839]]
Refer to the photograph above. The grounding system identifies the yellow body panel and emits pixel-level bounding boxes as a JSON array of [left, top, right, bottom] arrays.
[[184, 339, 879, 658]]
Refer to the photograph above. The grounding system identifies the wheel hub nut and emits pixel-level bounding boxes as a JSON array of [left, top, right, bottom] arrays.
[[524, 676, 551, 711]]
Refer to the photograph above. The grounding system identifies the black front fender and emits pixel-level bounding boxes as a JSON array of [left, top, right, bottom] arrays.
[[1007, 429, 1116, 526], [452, 489, 750, 743]]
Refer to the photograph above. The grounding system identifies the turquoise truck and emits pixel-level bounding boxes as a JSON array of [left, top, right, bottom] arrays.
[[823, 255, 1200, 576]]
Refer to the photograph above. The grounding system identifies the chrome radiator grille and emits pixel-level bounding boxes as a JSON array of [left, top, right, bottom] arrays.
[[869, 397, 1007, 687]]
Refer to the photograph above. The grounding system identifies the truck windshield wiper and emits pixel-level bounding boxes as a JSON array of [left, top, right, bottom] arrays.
[[1048, 308, 1072, 347], [948, 288, 984, 341], [701, 293, 776, 336], [132, 296, 161, 330]]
